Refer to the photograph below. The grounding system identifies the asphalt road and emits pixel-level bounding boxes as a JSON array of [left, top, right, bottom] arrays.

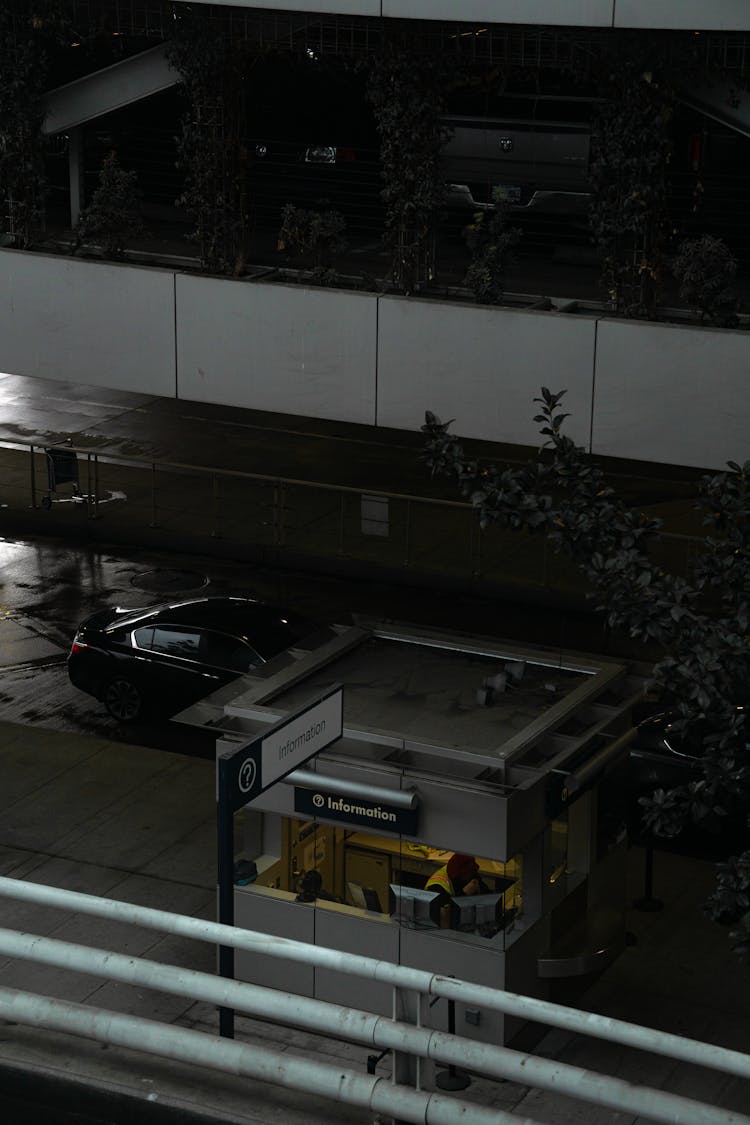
[[0, 530, 635, 760], [0, 534, 322, 759]]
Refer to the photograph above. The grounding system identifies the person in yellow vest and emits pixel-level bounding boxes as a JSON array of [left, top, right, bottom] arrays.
[[425, 853, 484, 928]]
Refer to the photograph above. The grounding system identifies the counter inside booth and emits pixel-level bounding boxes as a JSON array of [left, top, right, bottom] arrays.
[[345, 833, 519, 929]]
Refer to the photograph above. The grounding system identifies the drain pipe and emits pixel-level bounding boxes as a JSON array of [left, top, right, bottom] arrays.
[[1, 877, 749, 1084], [0, 928, 746, 1125], [0, 987, 515, 1125]]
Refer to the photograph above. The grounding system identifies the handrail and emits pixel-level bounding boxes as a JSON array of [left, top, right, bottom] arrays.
[[0, 924, 745, 1125], [19, 437, 469, 507], [0, 876, 747, 1084], [9, 435, 709, 541], [0, 987, 515, 1125]]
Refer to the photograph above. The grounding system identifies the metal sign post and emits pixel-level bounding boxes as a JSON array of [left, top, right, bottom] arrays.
[[216, 685, 343, 1038]]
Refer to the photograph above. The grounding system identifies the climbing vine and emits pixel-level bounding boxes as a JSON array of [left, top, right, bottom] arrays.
[[0, 3, 65, 248], [588, 35, 708, 319], [167, 10, 250, 275], [463, 189, 522, 305], [366, 47, 451, 294], [588, 58, 674, 318]]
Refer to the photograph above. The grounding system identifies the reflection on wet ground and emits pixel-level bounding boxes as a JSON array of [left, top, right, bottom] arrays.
[[0, 530, 645, 761]]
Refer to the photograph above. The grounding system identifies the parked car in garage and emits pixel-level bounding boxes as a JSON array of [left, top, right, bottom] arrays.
[[68, 596, 333, 723], [439, 93, 595, 218]]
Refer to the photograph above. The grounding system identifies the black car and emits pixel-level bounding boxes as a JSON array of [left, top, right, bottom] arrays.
[[68, 596, 331, 723]]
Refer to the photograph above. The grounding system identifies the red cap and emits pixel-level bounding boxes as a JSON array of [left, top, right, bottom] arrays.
[[447, 853, 479, 881]]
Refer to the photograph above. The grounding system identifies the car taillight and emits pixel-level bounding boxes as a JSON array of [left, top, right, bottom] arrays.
[[70, 640, 88, 655]]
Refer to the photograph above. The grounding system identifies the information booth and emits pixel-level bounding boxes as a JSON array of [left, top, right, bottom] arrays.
[[181, 618, 646, 1048]]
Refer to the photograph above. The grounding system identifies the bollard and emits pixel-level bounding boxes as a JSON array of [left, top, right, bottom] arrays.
[[435, 998, 471, 1091], [634, 845, 664, 912]]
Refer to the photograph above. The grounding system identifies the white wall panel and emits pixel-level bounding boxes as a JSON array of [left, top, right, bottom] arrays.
[[314, 910, 397, 1014], [234, 888, 315, 994], [592, 319, 750, 469], [176, 275, 378, 424], [166, 1, 747, 31], [5, 249, 749, 473], [184, 1, 381, 13], [0, 250, 175, 396], [614, 1, 750, 30], [376, 297, 596, 449], [383, 1, 614, 24], [400, 927, 506, 1043]]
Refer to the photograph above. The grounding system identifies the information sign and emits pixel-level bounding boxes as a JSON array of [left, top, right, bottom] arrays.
[[216, 683, 343, 1039], [294, 786, 418, 836], [221, 685, 343, 811]]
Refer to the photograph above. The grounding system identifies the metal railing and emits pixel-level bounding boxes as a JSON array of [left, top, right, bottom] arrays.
[[0, 439, 704, 597], [0, 876, 748, 1125]]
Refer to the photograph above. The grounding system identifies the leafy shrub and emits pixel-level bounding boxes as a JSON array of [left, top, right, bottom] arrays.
[[463, 189, 521, 304], [705, 851, 750, 958], [74, 151, 144, 260], [671, 234, 740, 327], [277, 203, 347, 282]]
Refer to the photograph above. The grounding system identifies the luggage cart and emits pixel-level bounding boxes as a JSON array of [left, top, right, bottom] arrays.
[[41, 443, 80, 509]]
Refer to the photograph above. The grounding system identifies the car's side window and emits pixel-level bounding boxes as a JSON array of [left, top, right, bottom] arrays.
[[134, 625, 202, 659], [200, 631, 260, 673]]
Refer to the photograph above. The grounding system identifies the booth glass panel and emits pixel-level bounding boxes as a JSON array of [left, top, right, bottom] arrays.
[[543, 812, 571, 914], [234, 811, 525, 949]]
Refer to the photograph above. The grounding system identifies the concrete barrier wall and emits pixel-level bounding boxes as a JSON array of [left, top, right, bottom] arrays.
[[613, 1, 750, 29], [183, 0, 609, 21], [382, 1, 614, 25], [592, 318, 750, 469], [181, 1, 749, 30], [376, 295, 596, 449], [194, 0, 380, 13], [175, 274, 378, 425], [0, 250, 176, 396], [2, 249, 749, 470]]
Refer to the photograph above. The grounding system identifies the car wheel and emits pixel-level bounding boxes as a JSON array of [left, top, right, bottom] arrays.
[[104, 676, 144, 723]]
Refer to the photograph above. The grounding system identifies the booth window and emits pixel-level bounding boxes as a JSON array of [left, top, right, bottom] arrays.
[[386, 839, 521, 944], [238, 811, 523, 947]]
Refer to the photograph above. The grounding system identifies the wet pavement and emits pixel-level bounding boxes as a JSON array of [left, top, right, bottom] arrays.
[[0, 366, 705, 668], [0, 532, 619, 760]]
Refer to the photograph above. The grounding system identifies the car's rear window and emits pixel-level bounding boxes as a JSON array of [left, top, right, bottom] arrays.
[[201, 631, 260, 672]]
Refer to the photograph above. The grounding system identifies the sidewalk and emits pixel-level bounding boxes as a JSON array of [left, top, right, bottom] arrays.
[[0, 369, 704, 499], [0, 721, 371, 1125], [0, 720, 748, 1124]]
